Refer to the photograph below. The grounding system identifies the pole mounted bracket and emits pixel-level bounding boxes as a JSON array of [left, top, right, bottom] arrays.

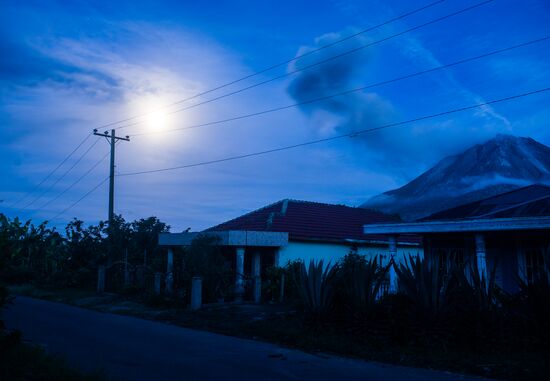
[[93, 129, 130, 141]]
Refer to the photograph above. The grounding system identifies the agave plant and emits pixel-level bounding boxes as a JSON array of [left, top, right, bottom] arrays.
[[458, 255, 500, 312], [394, 254, 456, 320], [295, 259, 339, 317], [514, 250, 550, 340], [338, 253, 387, 314]]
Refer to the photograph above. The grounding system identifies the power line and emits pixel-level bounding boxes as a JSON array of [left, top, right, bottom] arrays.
[[20, 137, 101, 210], [44, 141, 123, 222], [118, 87, 550, 177], [96, 0, 445, 130], [49, 176, 110, 222], [35, 150, 111, 212], [130, 36, 550, 138], [8, 133, 92, 208], [115, 0, 494, 132]]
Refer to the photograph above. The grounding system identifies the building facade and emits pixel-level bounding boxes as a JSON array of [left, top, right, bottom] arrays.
[[159, 199, 421, 302], [364, 185, 550, 293]]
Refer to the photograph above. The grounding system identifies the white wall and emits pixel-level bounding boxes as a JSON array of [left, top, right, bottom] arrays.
[[277, 241, 423, 267]]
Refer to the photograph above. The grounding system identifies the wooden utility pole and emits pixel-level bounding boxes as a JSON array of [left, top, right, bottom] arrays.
[[93, 129, 130, 226]]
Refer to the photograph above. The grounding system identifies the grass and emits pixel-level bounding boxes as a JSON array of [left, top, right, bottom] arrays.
[[0, 330, 105, 381], [9, 283, 550, 381]]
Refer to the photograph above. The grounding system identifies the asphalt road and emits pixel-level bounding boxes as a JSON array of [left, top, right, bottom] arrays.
[[3, 296, 491, 381]]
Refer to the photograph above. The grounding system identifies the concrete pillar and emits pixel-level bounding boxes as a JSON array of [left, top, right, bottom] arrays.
[[475, 233, 488, 283], [279, 273, 285, 303], [388, 235, 398, 293], [97, 265, 106, 293], [191, 277, 202, 310], [154, 272, 163, 295], [273, 248, 280, 267], [166, 248, 174, 295], [235, 247, 245, 301], [252, 252, 261, 304]]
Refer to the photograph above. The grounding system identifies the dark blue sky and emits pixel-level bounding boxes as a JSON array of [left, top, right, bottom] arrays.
[[1, 0, 549, 231]]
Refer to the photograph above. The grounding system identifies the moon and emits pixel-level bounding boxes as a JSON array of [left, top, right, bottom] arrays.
[[146, 108, 168, 131]]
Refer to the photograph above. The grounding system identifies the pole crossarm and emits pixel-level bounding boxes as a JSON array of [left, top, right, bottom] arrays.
[[93, 129, 130, 141]]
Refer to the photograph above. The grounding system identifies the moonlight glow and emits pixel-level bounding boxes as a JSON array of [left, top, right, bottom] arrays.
[[146, 108, 169, 131], [128, 96, 174, 134]]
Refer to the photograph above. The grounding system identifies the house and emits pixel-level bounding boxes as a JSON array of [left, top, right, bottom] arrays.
[[159, 199, 421, 302], [363, 184, 550, 293]]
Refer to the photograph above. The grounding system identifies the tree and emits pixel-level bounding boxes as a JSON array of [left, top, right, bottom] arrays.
[[130, 217, 170, 268]]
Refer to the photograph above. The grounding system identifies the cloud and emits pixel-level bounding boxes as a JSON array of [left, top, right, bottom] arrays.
[[286, 28, 521, 174], [287, 30, 396, 140]]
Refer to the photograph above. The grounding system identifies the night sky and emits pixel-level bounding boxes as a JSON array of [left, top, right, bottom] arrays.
[[1, 0, 549, 231]]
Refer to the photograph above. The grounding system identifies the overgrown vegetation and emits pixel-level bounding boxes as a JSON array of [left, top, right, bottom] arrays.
[[2, 212, 549, 380], [0, 213, 236, 304], [0, 213, 169, 289], [0, 284, 104, 380], [286, 252, 550, 380], [177, 234, 233, 303]]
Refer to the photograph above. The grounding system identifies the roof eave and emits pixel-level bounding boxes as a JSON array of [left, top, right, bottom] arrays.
[[363, 216, 550, 235]]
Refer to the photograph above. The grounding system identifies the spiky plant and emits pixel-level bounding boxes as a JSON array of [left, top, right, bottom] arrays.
[[458, 256, 500, 312], [514, 248, 550, 344], [338, 253, 387, 315], [295, 259, 339, 318], [394, 254, 455, 320]]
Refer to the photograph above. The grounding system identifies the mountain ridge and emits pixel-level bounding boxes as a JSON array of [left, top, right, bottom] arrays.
[[362, 134, 550, 221]]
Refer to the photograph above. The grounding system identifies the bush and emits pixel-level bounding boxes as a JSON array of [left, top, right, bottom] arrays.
[[180, 234, 233, 303], [0, 332, 104, 381], [262, 260, 302, 304], [0, 285, 10, 333]]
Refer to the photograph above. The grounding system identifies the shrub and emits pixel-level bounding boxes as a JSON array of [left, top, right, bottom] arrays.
[[180, 234, 233, 303], [0, 284, 11, 333], [263, 260, 302, 304], [508, 260, 550, 347]]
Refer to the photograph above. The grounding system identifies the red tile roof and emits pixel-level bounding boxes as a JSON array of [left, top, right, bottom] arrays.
[[208, 199, 418, 244]]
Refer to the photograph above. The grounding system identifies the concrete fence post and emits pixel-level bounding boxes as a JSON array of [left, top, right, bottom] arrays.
[[165, 273, 174, 295], [252, 252, 261, 304], [234, 247, 245, 302], [191, 277, 202, 311], [253, 277, 261, 304], [154, 273, 163, 295], [166, 248, 174, 295], [97, 265, 106, 293]]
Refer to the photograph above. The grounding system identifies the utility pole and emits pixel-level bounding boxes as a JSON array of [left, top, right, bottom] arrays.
[[93, 129, 130, 226]]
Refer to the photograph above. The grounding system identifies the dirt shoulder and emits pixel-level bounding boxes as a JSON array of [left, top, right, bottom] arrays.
[[8, 284, 548, 381]]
